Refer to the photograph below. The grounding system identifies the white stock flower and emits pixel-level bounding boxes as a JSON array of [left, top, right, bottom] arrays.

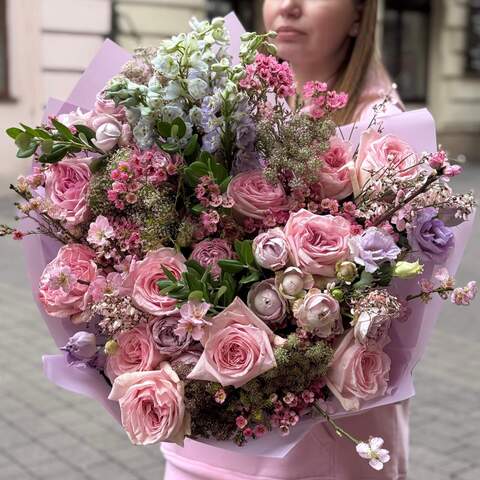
[[356, 437, 391, 471], [187, 78, 209, 100], [153, 55, 179, 79]]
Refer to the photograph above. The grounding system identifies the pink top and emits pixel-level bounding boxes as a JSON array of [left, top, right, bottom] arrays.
[[161, 61, 410, 480]]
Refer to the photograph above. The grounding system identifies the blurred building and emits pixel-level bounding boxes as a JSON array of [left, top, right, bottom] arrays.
[[0, 0, 206, 182]]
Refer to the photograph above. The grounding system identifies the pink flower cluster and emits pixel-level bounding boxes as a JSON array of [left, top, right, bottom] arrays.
[[302, 81, 348, 119], [195, 175, 234, 209], [428, 150, 463, 177], [239, 53, 296, 98]]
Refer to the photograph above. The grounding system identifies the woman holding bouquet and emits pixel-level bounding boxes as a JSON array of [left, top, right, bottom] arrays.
[[162, 0, 409, 478]]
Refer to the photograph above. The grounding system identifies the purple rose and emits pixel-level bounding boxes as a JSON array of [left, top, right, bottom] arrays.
[[150, 314, 193, 360], [407, 207, 454, 262], [349, 227, 401, 273], [247, 279, 287, 330]]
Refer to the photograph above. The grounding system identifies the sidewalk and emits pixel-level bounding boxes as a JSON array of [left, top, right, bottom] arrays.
[[0, 164, 479, 480]]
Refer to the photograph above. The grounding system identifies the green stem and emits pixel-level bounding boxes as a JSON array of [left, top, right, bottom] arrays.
[[313, 403, 361, 445]]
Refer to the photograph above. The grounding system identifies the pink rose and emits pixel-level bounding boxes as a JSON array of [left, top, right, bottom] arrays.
[[313, 137, 353, 200], [105, 323, 161, 381], [149, 313, 193, 360], [123, 248, 187, 316], [293, 289, 343, 338], [44, 157, 92, 226], [284, 209, 351, 276], [326, 330, 391, 411], [253, 227, 289, 271], [188, 297, 282, 388], [90, 114, 123, 152], [108, 364, 189, 445], [247, 279, 287, 329], [352, 130, 419, 197], [94, 93, 125, 120], [39, 244, 97, 318], [190, 239, 233, 279], [227, 170, 290, 220]]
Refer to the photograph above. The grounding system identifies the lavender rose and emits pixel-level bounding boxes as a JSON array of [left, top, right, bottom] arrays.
[[247, 279, 287, 329], [253, 228, 289, 271], [190, 239, 233, 279], [349, 227, 401, 273], [407, 207, 454, 262], [150, 313, 193, 360]]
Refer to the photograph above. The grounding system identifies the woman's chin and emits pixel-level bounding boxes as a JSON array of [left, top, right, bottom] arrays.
[[275, 43, 306, 63]]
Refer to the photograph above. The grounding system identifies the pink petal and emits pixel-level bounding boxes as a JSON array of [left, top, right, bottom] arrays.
[[369, 458, 384, 471], [369, 436, 384, 450], [356, 442, 371, 459]]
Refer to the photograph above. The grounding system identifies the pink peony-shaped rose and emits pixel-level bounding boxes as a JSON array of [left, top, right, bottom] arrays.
[[313, 137, 353, 200], [253, 227, 290, 271], [284, 209, 351, 277], [39, 243, 97, 318], [227, 170, 290, 220], [293, 288, 343, 338], [108, 364, 190, 445], [351, 130, 419, 197], [105, 323, 161, 381], [190, 239, 233, 279], [90, 114, 123, 152], [44, 157, 92, 227], [326, 330, 391, 411], [188, 297, 282, 388], [122, 248, 187, 316]]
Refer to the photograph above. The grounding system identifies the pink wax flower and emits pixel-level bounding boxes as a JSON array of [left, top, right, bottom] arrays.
[[326, 330, 391, 411], [313, 137, 353, 201], [254, 424, 267, 437], [284, 209, 351, 277], [188, 297, 282, 388], [176, 301, 211, 342], [252, 227, 290, 271], [227, 170, 290, 220], [236, 416, 248, 430], [87, 215, 115, 247], [44, 157, 92, 227], [351, 130, 420, 197], [105, 323, 161, 381], [293, 288, 343, 338], [39, 244, 97, 318], [108, 364, 189, 446], [190, 239, 233, 279], [122, 248, 187, 316]]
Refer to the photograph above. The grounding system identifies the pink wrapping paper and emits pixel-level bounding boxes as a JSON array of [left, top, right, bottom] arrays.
[[19, 15, 475, 457]]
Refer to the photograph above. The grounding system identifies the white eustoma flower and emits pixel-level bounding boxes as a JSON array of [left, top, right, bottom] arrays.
[[356, 437, 391, 471]]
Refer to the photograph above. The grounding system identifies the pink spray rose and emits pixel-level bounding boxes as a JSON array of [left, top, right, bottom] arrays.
[[227, 170, 290, 220], [122, 248, 187, 316], [326, 330, 391, 411], [44, 157, 92, 227], [293, 288, 343, 338], [252, 227, 290, 271], [247, 279, 287, 329], [39, 244, 97, 318], [105, 323, 161, 381], [190, 239, 233, 279], [108, 364, 190, 445], [284, 209, 351, 277], [90, 114, 123, 152], [313, 137, 353, 200], [352, 130, 420, 197], [188, 297, 283, 388]]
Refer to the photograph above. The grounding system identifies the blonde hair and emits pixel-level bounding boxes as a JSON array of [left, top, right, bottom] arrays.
[[331, 0, 378, 125]]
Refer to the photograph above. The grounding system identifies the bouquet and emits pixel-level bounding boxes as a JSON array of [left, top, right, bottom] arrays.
[[2, 14, 476, 471]]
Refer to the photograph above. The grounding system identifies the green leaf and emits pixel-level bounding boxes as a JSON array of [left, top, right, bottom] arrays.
[[159, 284, 178, 295], [74, 124, 96, 140], [162, 266, 177, 282], [187, 161, 210, 178], [33, 128, 51, 140], [19, 123, 38, 137], [161, 143, 179, 153], [218, 259, 245, 274], [157, 121, 172, 138], [17, 145, 38, 158], [234, 240, 244, 260], [40, 139, 54, 155], [51, 118, 74, 140], [239, 271, 260, 285], [39, 145, 70, 164], [191, 203, 206, 215], [15, 132, 33, 150], [185, 259, 205, 275], [241, 240, 255, 266], [353, 270, 374, 290], [6, 127, 24, 140], [214, 285, 228, 303], [208, 158, 228, 182], [89, 156, 107, 173], [183, 133, 198, 157], [188, 290, 204, 302], [172, 117, 186, 138], [157, 280, 172, 289], [199, 151, 211, 165], [219, 175, 232, 193]]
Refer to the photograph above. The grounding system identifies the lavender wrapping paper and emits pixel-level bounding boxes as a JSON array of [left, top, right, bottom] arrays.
[[19, 17, 475, 457]]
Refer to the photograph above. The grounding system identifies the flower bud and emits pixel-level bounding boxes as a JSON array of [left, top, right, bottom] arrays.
[[331, 288, 345, 301], [392, 260, 424, 279], [104, 339, 119, 356], [61, 332, 97, 366], [336, 261, 358, 283], [211, 17, 225, 28]]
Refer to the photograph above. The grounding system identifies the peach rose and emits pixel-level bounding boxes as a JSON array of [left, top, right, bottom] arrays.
[[351, 130, 419, 197], [227, 170, 290, 220], [326, 330, 391, 411], [122, 248, 187, 316], [105, 323, 161, 381], [44, 157, 92, 227], [108, 364, 190, 445], [188, 297, 282, 388], [284, 209, 351, 276], [39, 243, 97, 318]]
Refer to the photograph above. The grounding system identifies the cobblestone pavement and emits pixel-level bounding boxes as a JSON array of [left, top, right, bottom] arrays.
[[0, 164, 479, 480]]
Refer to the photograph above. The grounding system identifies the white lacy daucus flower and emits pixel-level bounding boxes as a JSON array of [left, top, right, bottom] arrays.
[[356, 437, 391, 471]]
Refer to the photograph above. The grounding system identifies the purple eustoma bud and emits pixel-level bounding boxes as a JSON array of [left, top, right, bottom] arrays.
[[61, 331, 97, 366]]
